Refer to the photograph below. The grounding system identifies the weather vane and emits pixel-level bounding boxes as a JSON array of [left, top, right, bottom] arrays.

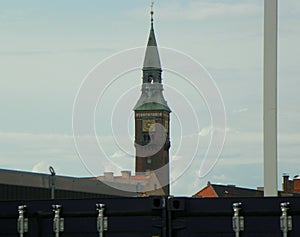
[[151, 1, 154, 11], [150, 1, 154, 23]]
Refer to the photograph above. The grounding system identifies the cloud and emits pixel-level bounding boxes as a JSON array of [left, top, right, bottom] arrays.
[[233, 108, 249, 113], [111, 150, 127, 159], [211, 174, 232, 183], [198, 126, 231, 137], [171, 155, 183, 161], [31, 161, 49, 173], [199, 126, 212, 137]]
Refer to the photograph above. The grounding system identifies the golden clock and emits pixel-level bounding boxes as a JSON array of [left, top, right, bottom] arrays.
[[142, 119, 155, 132]]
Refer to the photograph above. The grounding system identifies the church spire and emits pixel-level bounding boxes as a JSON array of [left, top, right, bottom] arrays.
[[143, 1, 161, 70], [134, 2, 170, 112], [134, 2, 171, 195]]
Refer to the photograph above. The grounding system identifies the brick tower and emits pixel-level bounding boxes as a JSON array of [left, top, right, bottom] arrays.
[[134, 6, 171, 195]]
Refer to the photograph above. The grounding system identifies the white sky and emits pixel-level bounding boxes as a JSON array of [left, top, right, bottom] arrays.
[[1, 0, 300, 195]]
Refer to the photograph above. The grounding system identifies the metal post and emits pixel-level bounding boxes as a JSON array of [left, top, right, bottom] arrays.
[[263, 0, 278, 197], [49, 166, 56, 200], [17, 205, 28, 237], [280, 202, 292, 237], [52, 205, 64, 237], [232, 202, 244, 237], [96, 204, 108, 237]]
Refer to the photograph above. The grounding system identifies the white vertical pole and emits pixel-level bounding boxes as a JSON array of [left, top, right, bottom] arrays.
[[263, 0, 278, 196]]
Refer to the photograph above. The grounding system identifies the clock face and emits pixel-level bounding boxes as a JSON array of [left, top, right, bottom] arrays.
[[142, 119, 155, 132]]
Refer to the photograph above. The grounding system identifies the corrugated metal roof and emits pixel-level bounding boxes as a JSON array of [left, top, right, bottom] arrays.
[[0, 168, 135, 200]]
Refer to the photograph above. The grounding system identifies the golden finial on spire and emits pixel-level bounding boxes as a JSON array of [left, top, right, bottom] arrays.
[[151, 1, 154, 11], [150, 1, 154, 24]]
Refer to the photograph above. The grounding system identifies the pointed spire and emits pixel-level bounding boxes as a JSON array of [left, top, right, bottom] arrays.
[[134, 2, 171, 112], [143, 1, 161, 69]]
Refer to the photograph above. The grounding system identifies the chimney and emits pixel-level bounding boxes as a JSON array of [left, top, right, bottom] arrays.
[[121, 171, 131, 179], [282, 173, 290, 192], [104, 172, 114, 181], [257, 187, 264, 191], [293, 175, 300, 193]]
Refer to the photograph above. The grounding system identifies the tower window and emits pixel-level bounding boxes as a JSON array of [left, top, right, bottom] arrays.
[[143, 134, 150, 143], [148, 75, 153, 83], [147, 157, 152, 164]]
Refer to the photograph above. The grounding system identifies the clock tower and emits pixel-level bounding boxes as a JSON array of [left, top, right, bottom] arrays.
[[134, 7, 171, 195]]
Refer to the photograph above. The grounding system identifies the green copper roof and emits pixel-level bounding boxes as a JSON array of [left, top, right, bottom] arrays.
[[135, 102, 171, 112], [134, 83, 171, 112], [134, 7, 171, 113]]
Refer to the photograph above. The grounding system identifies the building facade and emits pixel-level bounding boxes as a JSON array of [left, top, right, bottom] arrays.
[[282, 174, 300, 195], [194, 174, 300, 198], [193, 182, 263, 198]]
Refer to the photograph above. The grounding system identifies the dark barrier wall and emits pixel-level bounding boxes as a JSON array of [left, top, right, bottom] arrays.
[[0, 197, 166, 237], [168, 197, 300, 237], [0, 196, 299, 236]]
